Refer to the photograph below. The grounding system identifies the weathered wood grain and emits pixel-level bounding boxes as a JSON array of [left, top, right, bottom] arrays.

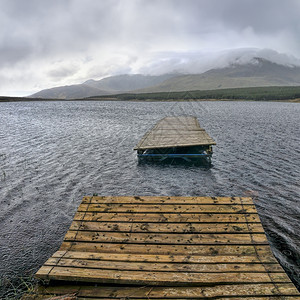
[[25, 283, 300, 299], [81, 196, 254, 205], [134, 117, 216, 150], [37, 266, 291, 285], [77, 203, 257, 213], [52, 250, 278, 263], [73, 212, 261, 223], [63, 231, 268, 245], [44, 257, 283, 273], [32, 196, 300, 298], [69, 220, 265, 233], [59, 242, 274, 256]]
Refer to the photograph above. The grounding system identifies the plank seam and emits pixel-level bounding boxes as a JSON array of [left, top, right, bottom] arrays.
[[48, 258, 279, 264], [70, 230, 265, 234], [241, 199, 284, 298], [76, 212, 260, 215], [43, 264, 285, 274], [67, 223, 265, 233], [76, 209, 259, 212], [63, 240, 270, 246], [72, 220, 262, 224], [70, 196, 93, 251], [32, 196, 300, 297], [81, 203, 257, 206], [47, 250, 68, 279], [135, 120, 158, 149]]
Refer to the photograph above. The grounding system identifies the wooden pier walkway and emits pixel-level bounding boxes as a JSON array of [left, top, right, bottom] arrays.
[[25, 196, 300, 299], [134, 116, 216, 150]]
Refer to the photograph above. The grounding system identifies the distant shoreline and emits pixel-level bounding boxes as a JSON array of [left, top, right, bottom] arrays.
[[0, 97, 299, 103], [2, 86, 300, 103]]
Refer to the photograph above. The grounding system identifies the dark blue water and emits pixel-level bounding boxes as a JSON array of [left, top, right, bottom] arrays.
[[0, 100, 299, 294]]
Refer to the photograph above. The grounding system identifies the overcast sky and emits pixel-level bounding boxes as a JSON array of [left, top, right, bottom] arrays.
[[1, 0, 300, 96]]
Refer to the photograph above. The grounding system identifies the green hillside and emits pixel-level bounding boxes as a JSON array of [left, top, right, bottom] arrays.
[[87, 86, 300, 102], [136, 58, 300, 93]]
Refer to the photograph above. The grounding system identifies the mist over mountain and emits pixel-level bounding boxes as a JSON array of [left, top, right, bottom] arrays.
[[30, 49, 300, 99], [31, 74, 178, 99], [30, 84, 113, 99], [137, 57, 300, 93], [137, 48, 300, 75]]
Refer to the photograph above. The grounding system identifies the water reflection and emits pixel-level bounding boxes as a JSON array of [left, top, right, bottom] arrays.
[[137, 156, 213, 169]]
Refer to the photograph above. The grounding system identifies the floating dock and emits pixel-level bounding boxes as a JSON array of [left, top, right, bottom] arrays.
[[134, 116, 216, 164], [24, 196, 300, 299]]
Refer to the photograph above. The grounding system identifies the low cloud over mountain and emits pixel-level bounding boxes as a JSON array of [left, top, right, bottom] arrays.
[[30, 49, 300, 99]]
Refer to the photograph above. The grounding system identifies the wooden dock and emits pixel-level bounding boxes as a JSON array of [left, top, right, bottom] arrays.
[[134, 117, 216, 164], [25, 196, 300, 299], [134, 116, 216, 150]]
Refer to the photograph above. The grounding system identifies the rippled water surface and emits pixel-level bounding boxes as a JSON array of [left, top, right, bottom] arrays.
[[0, 100, 299, 293]]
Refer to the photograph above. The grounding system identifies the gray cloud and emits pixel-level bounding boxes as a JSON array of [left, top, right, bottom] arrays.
[[47, 64, 79, 81], [1, 0, 300, 95], [136, 48, 300, 75], [0, 40, 32, 67]]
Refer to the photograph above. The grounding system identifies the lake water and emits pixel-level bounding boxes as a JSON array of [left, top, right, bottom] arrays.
[[0, 100, 299, 295]]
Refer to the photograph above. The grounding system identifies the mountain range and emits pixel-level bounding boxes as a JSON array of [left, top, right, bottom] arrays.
[[30, 57, 300, 99]]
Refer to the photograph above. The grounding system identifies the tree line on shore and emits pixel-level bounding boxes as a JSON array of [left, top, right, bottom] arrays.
[[89, 86, 300, 101]]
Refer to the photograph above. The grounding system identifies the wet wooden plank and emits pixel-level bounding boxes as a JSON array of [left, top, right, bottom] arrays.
[[52, 250, 279, 264], [81, 196, 254, 205], [34, 282, 300, 296], [59, 242, 274, 256], [154, 116, 200, 126], [73, 212, 261, 223], [32, 196, 300, 298], [69, 220, 265, 233], [44, 257, 283, 273], [134, 117, 216, 150], [37, 266, 291, 285], [135, 133, 216, 149], [35, 266, 53, 278], [77, 203, 258, 213], [63, 231, 269, 245], [25, 283, 300, 299]]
